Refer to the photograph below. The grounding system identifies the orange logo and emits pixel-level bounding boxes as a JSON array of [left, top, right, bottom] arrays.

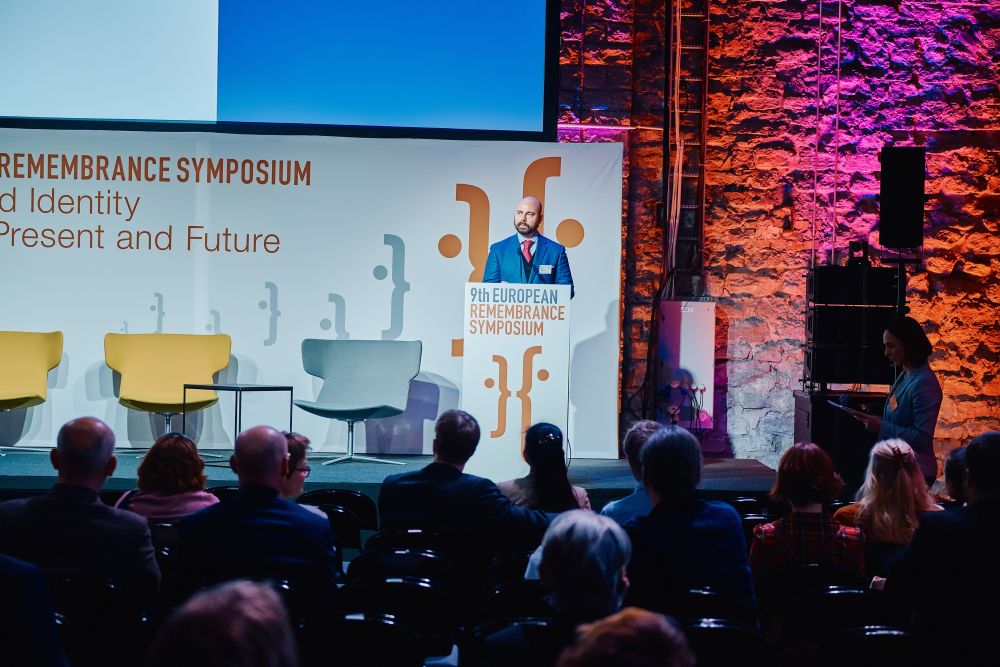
[[483, 345, 550, 439], [441, 156, 586, 356]]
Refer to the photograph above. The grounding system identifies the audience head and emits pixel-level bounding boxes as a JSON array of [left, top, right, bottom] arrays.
[[524, 422, 578, 512], [137, 433, 207, 495], [51, 417, 116, 490], [883, 316, 933, 369], [433, 409, 480, 467], [856, 439, 935, 544], [539, 510, 631, 625], [944, 445, 968, 506], [230, 426, 289, 490], [640, 425, 702, 506], [965, 431, 1000, 501], [622, 420, 662, 482], [556, 607, 695, 667], [281, 432, 311, 499], [771, 442, 843, 508], [150, 580, 298, 667]]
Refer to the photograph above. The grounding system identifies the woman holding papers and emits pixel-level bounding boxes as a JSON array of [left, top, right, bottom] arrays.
[[853, 316, 942, 486]]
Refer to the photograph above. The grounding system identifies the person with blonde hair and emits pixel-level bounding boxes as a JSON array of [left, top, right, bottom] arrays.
[[834, 438, 942, 576]]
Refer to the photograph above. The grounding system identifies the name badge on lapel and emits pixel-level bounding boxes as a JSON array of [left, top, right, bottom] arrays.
[[539, 264, 553, 275], [888, 394, 898, 412]]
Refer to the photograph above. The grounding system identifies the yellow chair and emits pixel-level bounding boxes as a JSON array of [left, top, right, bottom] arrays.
[[104, 333, 231, 433], [0, 331, 64, 411]]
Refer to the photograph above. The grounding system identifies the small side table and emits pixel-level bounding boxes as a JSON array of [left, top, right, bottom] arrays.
[[182, 383, 294, 436]]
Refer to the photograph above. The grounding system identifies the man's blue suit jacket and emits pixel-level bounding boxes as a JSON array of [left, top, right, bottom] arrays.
[[483, 234, 575, 298]]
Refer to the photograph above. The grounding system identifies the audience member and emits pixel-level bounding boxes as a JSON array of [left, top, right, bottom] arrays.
[[0, 554, 67, 667], [601, 420, 661, 525], [379, 410, 550, 553], [499, 422, 590, 512], [556, 607, 695, 667], [150, 579, 298, 667], [486, 511, 631, 665], [624, 425, 754, 609], [885, 431, 1000, 666], [0, 417, 160, 602], [833, 439, 941, 576], [279, 432, 326, 520], [115, 432, 219, 519], [178, 425, 339, 600], [939, 445, 968, 508], [749, 443, 864, 582]]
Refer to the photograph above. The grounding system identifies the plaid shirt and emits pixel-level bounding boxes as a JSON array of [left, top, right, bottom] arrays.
[[749, 511, 865, 578]]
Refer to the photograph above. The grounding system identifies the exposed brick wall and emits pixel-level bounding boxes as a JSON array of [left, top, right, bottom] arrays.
[[562, 0, 999, 471]]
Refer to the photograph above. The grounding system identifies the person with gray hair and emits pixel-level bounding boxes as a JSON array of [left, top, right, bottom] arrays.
[[486, 511, 631, 666], [624, 425, 753, 610], [0, 417, 160, 602], [151, 579, 299, 667], [178, 425, 340, 604]]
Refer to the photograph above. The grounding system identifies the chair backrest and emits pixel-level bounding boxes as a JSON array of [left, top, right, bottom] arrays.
[[206, 485, 242, 502], [680, 618, 767, 667], [669, 588, 759, 628], [347, 548, 456, 589], [316, 504, 363, 550], [756, 563, 867, 615], [783, 587, 910, 644], [301, 339, 421, 411], [298, 488, 379, 530], [104, 333, 230, 407], [299, 612, 425, 667], [485, 580, 554, 623], [822, 625, 946, 667], [0, 331, 63, 408], [365, 528, 462, 565], [486, 550, 534, 589]]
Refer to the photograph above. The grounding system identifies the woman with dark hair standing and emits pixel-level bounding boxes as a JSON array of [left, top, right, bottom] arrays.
[[854, 316, 943, 486], [116, 433, 219, 519], [499, 423, 590, 512]]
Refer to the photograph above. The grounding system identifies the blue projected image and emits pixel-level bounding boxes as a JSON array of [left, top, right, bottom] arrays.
[[216, 0, 548, 131]]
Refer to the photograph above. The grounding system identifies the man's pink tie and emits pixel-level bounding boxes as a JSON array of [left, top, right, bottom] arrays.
[[521, 239, 534, 263]]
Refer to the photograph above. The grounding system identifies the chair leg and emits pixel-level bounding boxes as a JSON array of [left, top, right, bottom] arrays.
[[320, 420, 405, 466]]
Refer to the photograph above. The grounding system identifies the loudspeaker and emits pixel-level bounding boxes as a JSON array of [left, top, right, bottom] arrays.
[[804, 344, 895, 385], [793, 390, 885, 494], [879, 146, 926, 248], [807, 266, 898, 306]]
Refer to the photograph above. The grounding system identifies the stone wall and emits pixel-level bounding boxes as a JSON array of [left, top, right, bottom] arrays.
[[559, 0, 999, 470]]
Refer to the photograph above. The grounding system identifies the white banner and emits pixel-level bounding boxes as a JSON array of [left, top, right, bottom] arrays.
[[462, 282, 571, 481], [0, 128, 623, 464]]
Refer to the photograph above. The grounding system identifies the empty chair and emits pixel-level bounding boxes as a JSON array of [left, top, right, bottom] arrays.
[[347, 548, 456, 589], [297, 488, 378, 530], [0, 331, 63, 411], [680, 618, 767, 667], [299, 612, 425, 667], [338, 576, 459, 658], [0, 331, 63, 455], [821, 626, 945, 667], [104, 333, 231, 434], [484, 579, 554, 623], [294, 339, 421, 465]]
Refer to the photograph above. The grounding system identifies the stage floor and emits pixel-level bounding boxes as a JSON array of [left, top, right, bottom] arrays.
[[0, 449, 776, 510]]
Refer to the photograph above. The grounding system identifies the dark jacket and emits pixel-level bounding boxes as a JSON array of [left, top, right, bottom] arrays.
[[379, 462, 551, 553], [0, 483, 160, 602], [178, 485, 339, 594]]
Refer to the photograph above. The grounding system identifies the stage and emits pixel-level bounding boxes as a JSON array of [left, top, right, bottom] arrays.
[[0, 449, 776, 511]]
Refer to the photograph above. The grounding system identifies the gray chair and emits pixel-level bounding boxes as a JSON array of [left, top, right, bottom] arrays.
[[295, 339, 422, 466]]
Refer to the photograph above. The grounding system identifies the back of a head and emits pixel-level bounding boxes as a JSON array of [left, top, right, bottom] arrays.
[[639, 426, 702, 505], [771, 442, 843, 507], [233, 426, 288, 486], [151, 580, 298, 667], [945, 445, 968, 504], [434, 409, 480, 465], [857, 439, 932, 543], [55, 417, 115, 478], [556, 607, 695, 667], [540, 510, 631, 624], [283, 432, 311, 471], [525, 422, 578, 512], [623, 420, 663, 481], [138, 433, 207, 495], [966, 431, 1000, 498]]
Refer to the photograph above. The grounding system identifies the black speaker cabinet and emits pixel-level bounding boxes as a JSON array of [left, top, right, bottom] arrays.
[[804, 344, 896, 385], [806, 306, 897, 346], [879, 146, 926, 249], [794, 390, 886, 494], [807, 265, 898, 306]]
